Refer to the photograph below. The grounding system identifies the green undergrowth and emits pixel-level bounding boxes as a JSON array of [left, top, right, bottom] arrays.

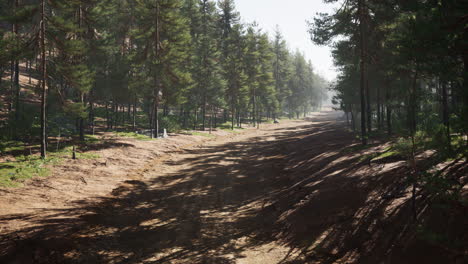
[[0, 146, 100, 188], [185, 131, 216, 138], [372, 149, 400, 161], [217, 121, 245, 131], [220, 128, 241, 133], [0, 141, 41, 155], [84, 134, 100, 143], [0, 141, 28, 154], [0, 155, 59, 187], [52, 146, 101, 160], [114, 132, 154, 141]]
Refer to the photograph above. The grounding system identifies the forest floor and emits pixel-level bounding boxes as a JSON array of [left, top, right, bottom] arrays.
[[0, 111, 466, 264]]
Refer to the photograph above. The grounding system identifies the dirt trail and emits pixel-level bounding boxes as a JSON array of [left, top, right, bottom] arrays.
[[0, 111, 458, 264]]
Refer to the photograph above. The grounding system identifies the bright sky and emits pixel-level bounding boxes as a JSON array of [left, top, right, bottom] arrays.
[[234, 0, 338, 81]]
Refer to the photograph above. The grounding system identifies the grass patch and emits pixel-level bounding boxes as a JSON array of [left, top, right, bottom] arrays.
[[0, 141, 27, 154], [84, 134, 99, 143], [217, 121, 245, 130], [186, 131, 216, 138], [0, 145, 101, 187], [114, 132, 154, 141], [50, 146, 101, 160], [0, 155, 60, 187], [371, 150, 399, 161]]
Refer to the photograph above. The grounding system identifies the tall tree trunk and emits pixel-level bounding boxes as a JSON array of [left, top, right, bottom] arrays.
[[441, 80, 451, 152], [202, 95, 206, 131], [155, 98, 159, 138], [345, 109, 350, 127], [214, 107, 218, 128], [28, 59, 32, 84], [113, 102, 118, 129], [150, 100, 154, 135], [14, 61, 19, 121], [79, 118, 85, 141], [127, 103, 131, 120], [377, 84, 381, 131], [122, 104, 127, 127], [386, 83, 392, 135], [408, 71, 418, 135], [366, 79, 371, 133], [105, 101, 110, 130], [40, 0, 47, 158], [13, 0, 20, 127], [153, 1, 161, 138], [9, 61, 13, 112], [231, 98, 235, 130], [79, 92, 85, 141], [209, 105, 213, 134], [89, 89, 95, 135], [154, 85, 160, 138], [462, 52, 468, 143], [194, 108, 198, 130], [133, 95, 137, 131], [182, 105, 187, 129], [358, 0, 367, 145], [252, 90, 256, 126]]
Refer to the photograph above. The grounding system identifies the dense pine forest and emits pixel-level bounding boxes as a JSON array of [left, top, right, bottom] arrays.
[[311, 0, 467, 150], [0, 0, 467, 263], [0, 0, 328, 158]]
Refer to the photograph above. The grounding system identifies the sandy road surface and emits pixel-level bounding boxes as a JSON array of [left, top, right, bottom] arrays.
[[1, 111, 459, 264]]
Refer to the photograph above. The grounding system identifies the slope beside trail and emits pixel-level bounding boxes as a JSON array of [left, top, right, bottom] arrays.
[[0, 111, 455, 264]]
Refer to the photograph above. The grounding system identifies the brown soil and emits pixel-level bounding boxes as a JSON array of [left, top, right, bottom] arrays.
[[0, 111, 465, 264]]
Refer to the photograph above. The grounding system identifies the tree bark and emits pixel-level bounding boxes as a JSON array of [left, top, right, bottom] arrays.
[[366, 78, 371, 133], [231, 98, 235, 130], [40, 0, 47, 158], [358, 0, 367, 145], [13, 0, 20, 125], [89, 89, 95, 135], [441, 80, 451, 152], [202, 95, 206, 130], [386, 83, 392, 135], [377, 84, 381, 131], [105, 101, 110, 130], [133, 95, 137, 131], [408, 70, 418, 135], [209, 105, 213, 134], [28, 59, 32, 84]]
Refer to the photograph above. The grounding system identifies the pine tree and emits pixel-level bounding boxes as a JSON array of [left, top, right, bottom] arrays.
[[255, 32, 275, 127], [134, 0, 191, 138], [193, 0, 224, 131], [244, 25, 260, 126], [272, 27, 291, 119], [223, 23, 247, 129], [217, 0, 244, 129], [48, 0, 95, 141], [39, 0, 47, 158]]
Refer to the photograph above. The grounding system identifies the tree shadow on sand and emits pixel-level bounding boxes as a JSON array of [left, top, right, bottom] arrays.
[[0, 112, 464, 263]]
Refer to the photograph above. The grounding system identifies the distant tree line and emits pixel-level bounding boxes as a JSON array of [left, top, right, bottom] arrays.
[[0, 0, 328, 158]]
